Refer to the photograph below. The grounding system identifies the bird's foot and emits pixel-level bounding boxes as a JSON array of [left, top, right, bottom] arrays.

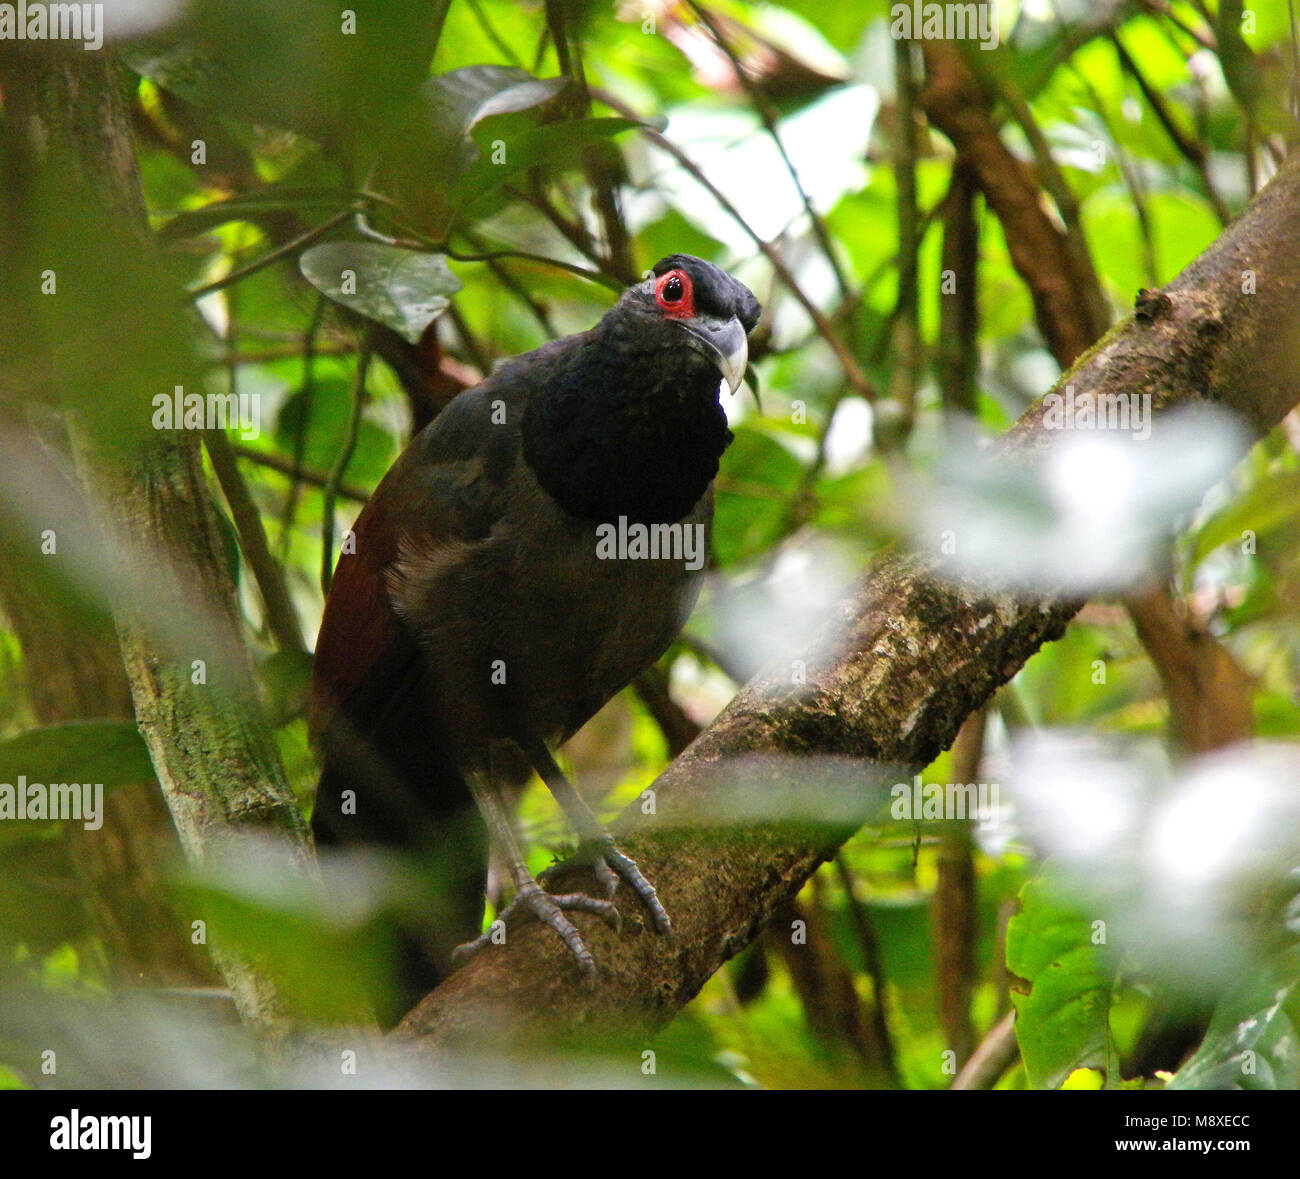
[[450, 878, 622, 986], [565, 837, 673, 937]]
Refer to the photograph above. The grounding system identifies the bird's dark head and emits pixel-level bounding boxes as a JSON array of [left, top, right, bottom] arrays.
[[612, 254, 762, 396], [520, 255, 761, 524]]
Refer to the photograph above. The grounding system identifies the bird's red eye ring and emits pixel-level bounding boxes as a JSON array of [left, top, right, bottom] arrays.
[[654, 268, 695, 319]]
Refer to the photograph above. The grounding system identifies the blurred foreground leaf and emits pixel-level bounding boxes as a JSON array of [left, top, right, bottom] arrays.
[[0, 721, 152, 795]]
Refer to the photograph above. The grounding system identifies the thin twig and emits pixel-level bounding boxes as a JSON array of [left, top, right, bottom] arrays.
[[346, 193, 626, 291], [445, 301, 493, 376], [187, 209, 354, 300], [457, 228, 562, 338], [642, 130, 875, 399], [933, 708, 985, 1068], [1138, 0, 1217, 50], [213, 272, 302, 652], [444, 243, 619, 290], [686, 0, 850, 299], [500, 181, 613, 277], [466, 0, 524, 69], [1020, 0, 1131, 98], [1070, 63, 1159, 285], [633, 666, 701, 759], [937, 160, 980, 423], [484, 255, 558, 337], [205, 429, 306, 654], [320, 339, 373, 595], [1112, 34, 1231, 225], [985, 67, 1110, 338], [278, 293, 327, 561], [834, 855, 902, 1087], [1291, 0, 1300, 123], [201, 341, 349, 366], [774, 205, 938, 536], [542, 3, 635, 277], [951, 1011, 1019, 1089], [230, 442, 369, 503], [674, 631, 748, 686], [888, 36, 921, 443]]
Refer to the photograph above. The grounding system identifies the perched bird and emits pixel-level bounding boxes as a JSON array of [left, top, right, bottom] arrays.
[[309, 254, 761, 1019]]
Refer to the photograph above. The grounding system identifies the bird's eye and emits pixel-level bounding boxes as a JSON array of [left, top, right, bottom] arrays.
[[654, 269, 694, 317]]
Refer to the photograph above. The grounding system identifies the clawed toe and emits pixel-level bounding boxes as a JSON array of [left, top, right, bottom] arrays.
[[543, 890, 623, 933], [590, 853, 620, 899], [452, 840, 670, 985], [450, 879, 623, 984], [596, 841, 672, 936]]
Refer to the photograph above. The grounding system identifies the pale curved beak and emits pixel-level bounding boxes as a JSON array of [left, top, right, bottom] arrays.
[[680, 314, 749, 394]]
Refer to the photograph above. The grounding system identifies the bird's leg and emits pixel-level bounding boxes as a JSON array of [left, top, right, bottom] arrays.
[[451, 768, 621, 985], [519, 736, 672, 937]]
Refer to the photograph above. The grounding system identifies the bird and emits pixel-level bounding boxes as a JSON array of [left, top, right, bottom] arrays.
[[308, 253, 761, 1021]]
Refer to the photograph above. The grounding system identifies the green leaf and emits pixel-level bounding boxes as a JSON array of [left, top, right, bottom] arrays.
[[1191, 470, 1300, 567], [636, 207, 726, 271], [1167, 975, 1300, 1090], [298, 243, 462, 343], [1007, 876, 1117, 1089], [257, 649, 315, 727], [179, 870, 393, 1024], [124, 37, 233, 112], [0, 722, 153, 845], [1084, 190, 1222, 294], [432, 65, 567, 136], [1216, 1, 1264, 115], [450, 117, 642, 218], [0, 721, 153, 792], [713, 423, 805, 566], [125, 1, 447, 141], [406, 66, 568, 185]]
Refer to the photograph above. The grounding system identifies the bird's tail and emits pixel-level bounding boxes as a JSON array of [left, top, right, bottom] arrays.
[[311, 672, 488, 1025]]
